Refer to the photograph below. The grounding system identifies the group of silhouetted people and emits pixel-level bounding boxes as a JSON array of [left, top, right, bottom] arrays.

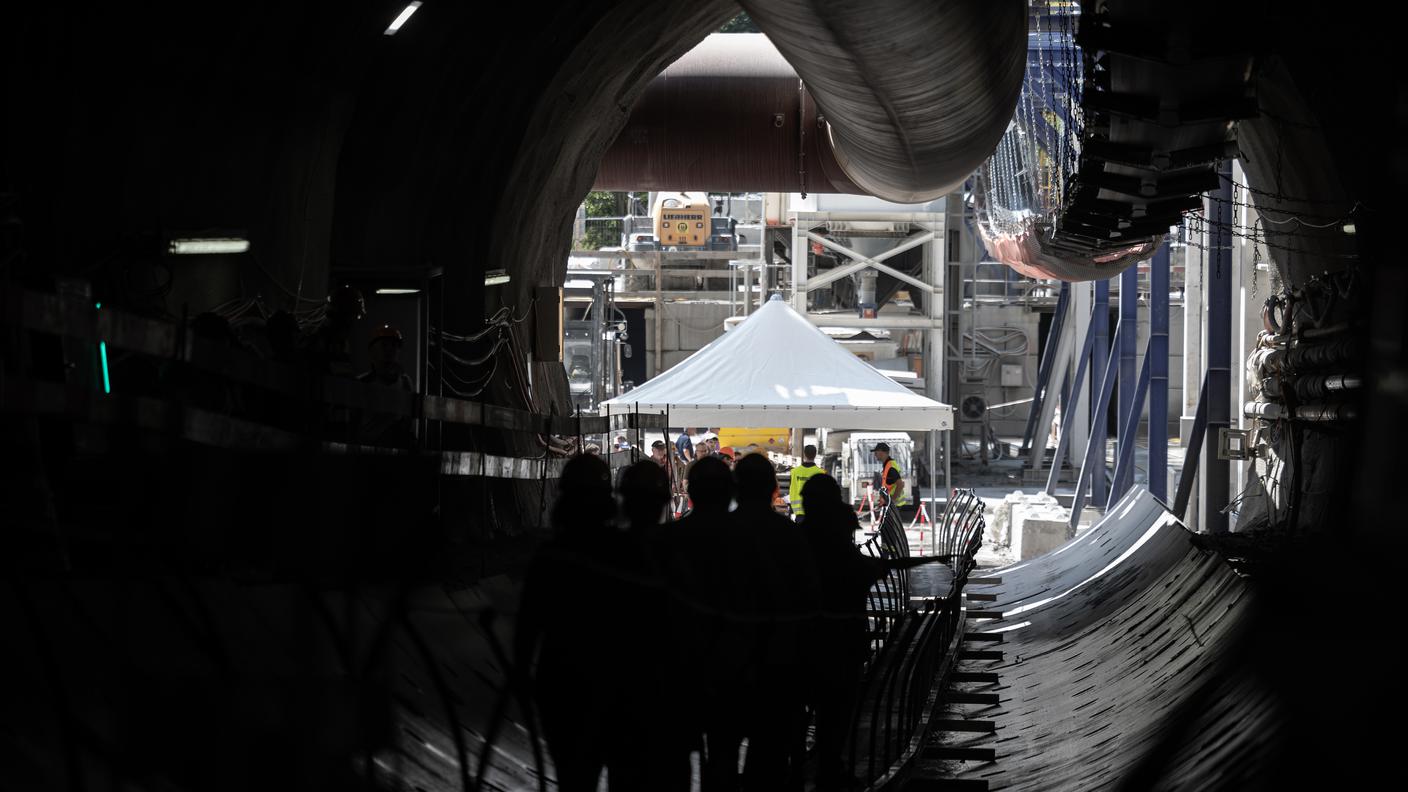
[[515, 451, 930, 791]]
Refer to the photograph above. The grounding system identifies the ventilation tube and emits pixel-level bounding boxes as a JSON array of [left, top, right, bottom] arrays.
[[595, 0, 1027, 203]]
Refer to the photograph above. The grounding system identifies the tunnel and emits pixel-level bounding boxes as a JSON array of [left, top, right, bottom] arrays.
[[3, 1, 1404, 790]]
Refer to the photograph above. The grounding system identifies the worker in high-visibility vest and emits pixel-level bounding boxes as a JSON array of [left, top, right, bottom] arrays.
[[871, 442, 909, 506], [788, 444, 824, 518]]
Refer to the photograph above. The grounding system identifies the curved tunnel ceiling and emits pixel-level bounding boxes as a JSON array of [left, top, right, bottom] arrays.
[[596, 0, 1028, 202]]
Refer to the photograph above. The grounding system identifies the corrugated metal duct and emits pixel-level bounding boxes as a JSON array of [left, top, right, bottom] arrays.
[[596, 1, 1027, 201]]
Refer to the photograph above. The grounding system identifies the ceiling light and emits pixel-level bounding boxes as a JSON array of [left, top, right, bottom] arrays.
[[1342, 223, 1356, 235], [168, 237, 250, 255], [375, 288, 421, 295], [484, 269, 510, 286], [384, 1, 422, 35]]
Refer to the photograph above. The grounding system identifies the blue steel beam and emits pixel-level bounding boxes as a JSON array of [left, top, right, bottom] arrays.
[[1204, 162, 1233, 534], [1021, 282, 1071, 456], [1149, 244, 1170, 500], [1068, 320, 1124, 535], [1114, 263, 1138, 500], [1173, 378, 1209, 521], [1045, 298, 1101, 496], [1089, 279, 1111, 507], [1111, 343, 1153, 497]]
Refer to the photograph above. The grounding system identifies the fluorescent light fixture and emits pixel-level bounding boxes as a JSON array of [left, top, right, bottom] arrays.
[[484, 269, 510, 286], [384, 1, 422, 35], [168, 237, 250, 255], [99, 341, 111, 394], [375, 288, 421, 295]]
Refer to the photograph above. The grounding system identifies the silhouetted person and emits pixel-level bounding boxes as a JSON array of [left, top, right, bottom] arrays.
[[515, 454, 623, 792], [304, 284, 365, 440], [265, 309, 302, 365], [304, 284, 365, 378], [662, 456, 757, 792], [733, 454, 820, 792], [356, 323, 416, 447], [615, 461, 690, 792], [176, 312, 247, 413], [802, 473, 886, 790]]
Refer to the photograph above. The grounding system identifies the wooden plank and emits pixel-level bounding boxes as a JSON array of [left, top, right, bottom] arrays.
[[922, 746, 997, 762], [931, 719, 997, 733], [963, 632, 1004, 643], [965, 610, 1006, 619], [949, 671, 1000, 684], [945, 691, 1001, 705], [959, 650, 1004, 661], [902, 779, 990, 791]]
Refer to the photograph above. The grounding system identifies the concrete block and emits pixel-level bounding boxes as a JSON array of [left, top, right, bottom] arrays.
[[1019, 518, 1070, 560]]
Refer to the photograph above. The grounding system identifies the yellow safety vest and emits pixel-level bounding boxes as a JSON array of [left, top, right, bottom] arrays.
[[788, 462, 823, 514]]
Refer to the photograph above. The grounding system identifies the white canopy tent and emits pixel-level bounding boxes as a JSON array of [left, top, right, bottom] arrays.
[[601, 295, 953, 431]]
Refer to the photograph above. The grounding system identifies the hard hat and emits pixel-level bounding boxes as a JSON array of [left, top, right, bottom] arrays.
[[328, 284, 366, 318], [370, 323, 403, 346]]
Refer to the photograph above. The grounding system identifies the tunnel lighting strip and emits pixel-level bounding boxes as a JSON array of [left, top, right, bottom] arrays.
[[168, 238, 250, 255], [99, 341, 111, 394], [384, 1, 422, 35], [95, 302, 111, 394], [375, 288, 421, 295]]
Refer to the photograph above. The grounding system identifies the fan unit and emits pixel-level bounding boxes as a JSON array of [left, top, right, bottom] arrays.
[[960, 394, 988, 422]]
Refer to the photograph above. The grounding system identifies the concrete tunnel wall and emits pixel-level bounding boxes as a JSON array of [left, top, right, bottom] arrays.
[[4, 1, 1405, 790]]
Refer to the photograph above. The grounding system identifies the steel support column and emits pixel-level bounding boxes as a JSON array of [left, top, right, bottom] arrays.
[[1202, 162, 1233, 534], [1045, 297, 1100, 496], [1021, 282, 1070, 457], [1089, 279, 1111, 506], [1150, 244, 1170, 500], [791, 217, 809, 313], [1069, 319, 1123, 535], [1112, 344, 1153, 496], [1115, 265, 1138, 500]]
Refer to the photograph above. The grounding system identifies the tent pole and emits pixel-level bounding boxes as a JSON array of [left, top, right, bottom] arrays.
[[943, 429, 952, 536], [929, 427, 938, 557]]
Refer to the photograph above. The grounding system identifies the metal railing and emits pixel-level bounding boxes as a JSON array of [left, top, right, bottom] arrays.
[[849, 489, 986, 789]]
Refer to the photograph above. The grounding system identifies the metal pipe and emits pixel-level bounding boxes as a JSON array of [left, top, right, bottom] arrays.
[[1243, 401, 1358, 421]]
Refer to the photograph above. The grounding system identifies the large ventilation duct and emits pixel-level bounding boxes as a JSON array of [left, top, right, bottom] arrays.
[[739, 0, 1026, 203], [596, 0, 1027, 202]]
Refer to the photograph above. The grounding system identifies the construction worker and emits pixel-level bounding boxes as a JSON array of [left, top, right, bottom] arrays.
[[787, 444, 824, 519], [356, 323, 415, 446], [871, 442, 908, 507]]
